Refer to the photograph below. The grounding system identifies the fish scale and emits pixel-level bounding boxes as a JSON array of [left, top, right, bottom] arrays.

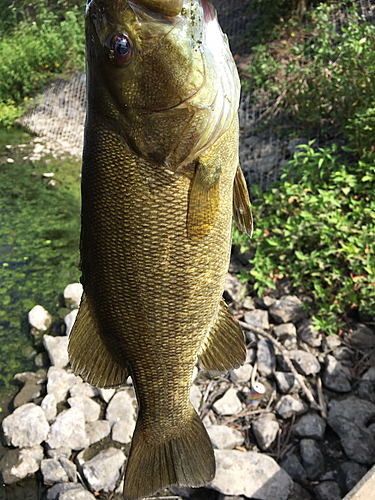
[[68, 1, 252, 499]]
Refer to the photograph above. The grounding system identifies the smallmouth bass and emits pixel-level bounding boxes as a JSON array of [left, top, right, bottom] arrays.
[[68, 1, 253, 499]]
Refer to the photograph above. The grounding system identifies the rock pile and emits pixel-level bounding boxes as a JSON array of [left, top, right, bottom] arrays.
[[1, 273, 375, 500]]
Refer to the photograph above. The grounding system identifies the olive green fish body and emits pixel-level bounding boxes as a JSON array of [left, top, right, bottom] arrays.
[[69, 1, 252, 498]]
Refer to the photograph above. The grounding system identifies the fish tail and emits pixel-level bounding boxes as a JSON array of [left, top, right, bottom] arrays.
[[123, 406, 215, 500]]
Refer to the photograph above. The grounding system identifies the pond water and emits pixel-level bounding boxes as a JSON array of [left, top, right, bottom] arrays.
[[0, 127, 81, 401]]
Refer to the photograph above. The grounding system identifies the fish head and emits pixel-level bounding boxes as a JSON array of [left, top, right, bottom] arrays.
[[85, 0, 240, 167]]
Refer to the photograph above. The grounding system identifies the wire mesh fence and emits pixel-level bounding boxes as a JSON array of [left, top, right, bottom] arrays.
[[20, 0, 375, 192]]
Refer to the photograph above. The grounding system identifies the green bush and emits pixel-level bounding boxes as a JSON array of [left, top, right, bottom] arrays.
[[235, 143, 375, 335], [0, 2, 85, 126]]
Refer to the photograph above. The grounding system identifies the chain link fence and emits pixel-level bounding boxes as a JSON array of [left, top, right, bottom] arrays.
[[21, 0, 375, 191]]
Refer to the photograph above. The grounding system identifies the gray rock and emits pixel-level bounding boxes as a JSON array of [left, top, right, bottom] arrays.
[[252, 415, 279, 450], [59, 456, 77, 482], [288, 482, 312, 500], [82, 447, 126, 492], [47, 367, 78, 403], [86, 420, 111, 445], [13, 381, 42, 408], [357, 380, 375, 404], [263, 296, 277, 308], [60, 490, 97, 500], [243, 309, 269, 330], [328, 396, 375, 427], [242, 297, 256, 310], [207, 425, 244, 450], [225, 273, 246, 304], [322, 355, 351, 392], [328, 415, 375, 464], [344, 324, 375, 348], [45, 483, 86, 500], [300, 439, 325, 479], [63, 283, 83, 309], [46, 447, 72, 460], [2, 403, 49, 447], [210, 450, 293, 499], [282, 334, 298, 350], [273, 323, 297, 339], [274, 372, 300, 394], [246, 346, 257, 365], [47, 407, 90, 450], [337, 461, 368, 494], [35, 351, 50, 367], [213, 388, 242, 416], [112, 418, 136, 444], [289, 350, 321, 376], [333, 346, 353, 362], [41, 393, 57, 422], [363, 366, 375, 381], [65, 309, 78, 337], [269, 295, 306, 324], [28, 304, 52, 332], [292, 412, 326, 440], [14, 370, 46, 385], [40, 458, 69, 484], [0, 445, 44, 484], [275, 395, 308, 419], [190, 383, 202, 412], [369, 422, 375, 437], [68, 395, 101, 422], [297, 319, 322, 347], [106, 388, 137, 426], [314, 481, 341, 500], [256, 339, 275, 377], [230, 364, 252, 384], [280, 454, 307, 481], [321, 335, 341, 352], [43, 335, 69, 368]]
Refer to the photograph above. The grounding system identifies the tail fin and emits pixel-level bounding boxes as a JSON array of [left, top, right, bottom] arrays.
[[123, 406, 215, 500]]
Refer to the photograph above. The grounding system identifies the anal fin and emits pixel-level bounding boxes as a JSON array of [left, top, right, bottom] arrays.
[[233, 164, 253, 237], [68, 293, 128, 388], [187, 161, 220, 241], [198, 298, 246, 372]]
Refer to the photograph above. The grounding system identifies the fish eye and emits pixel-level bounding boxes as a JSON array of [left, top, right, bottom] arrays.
[[109, 33, 133, 65]]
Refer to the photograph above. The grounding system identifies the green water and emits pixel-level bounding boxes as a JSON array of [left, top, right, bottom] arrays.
[[0, 127, 81, 397]]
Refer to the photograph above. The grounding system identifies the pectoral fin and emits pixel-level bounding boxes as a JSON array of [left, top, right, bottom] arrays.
[[187, 161, 220, 241], [68, 293, 128, 388], [198, 298, 246, 372], [233, 164, 253, 237]]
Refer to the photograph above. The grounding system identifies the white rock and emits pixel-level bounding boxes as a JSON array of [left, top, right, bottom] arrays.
[[64, 283, 83, 309], [82, 447, 126, 492], [190, 384, 202, 412], [64, 309, 78, 337], [211, 450, 293, 499], [213, 388, 242, 416], [231, 364, 253, 384], [207, 425, 244, 449], [276, 395, 308, 419], [43, 335, 69, 368], [362, 366, 375, 381], [112, 418, 136, 444], [97, 387, 116, 403], [70, 379, 97, 399], [252, 415, 280, 450], [2, 403, 49, 447], [41, 393, 57, 422], [106, 389, 137, 426], [59, 456, 78, 482], [60, 489, 96, 500], [47, 367, 78, 403], [68, 396, 101, 422], [0, 445, 44, 484], [28, 305, 52, 332], [86, 420, 111, 445], [47, 407, 90, 450]]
